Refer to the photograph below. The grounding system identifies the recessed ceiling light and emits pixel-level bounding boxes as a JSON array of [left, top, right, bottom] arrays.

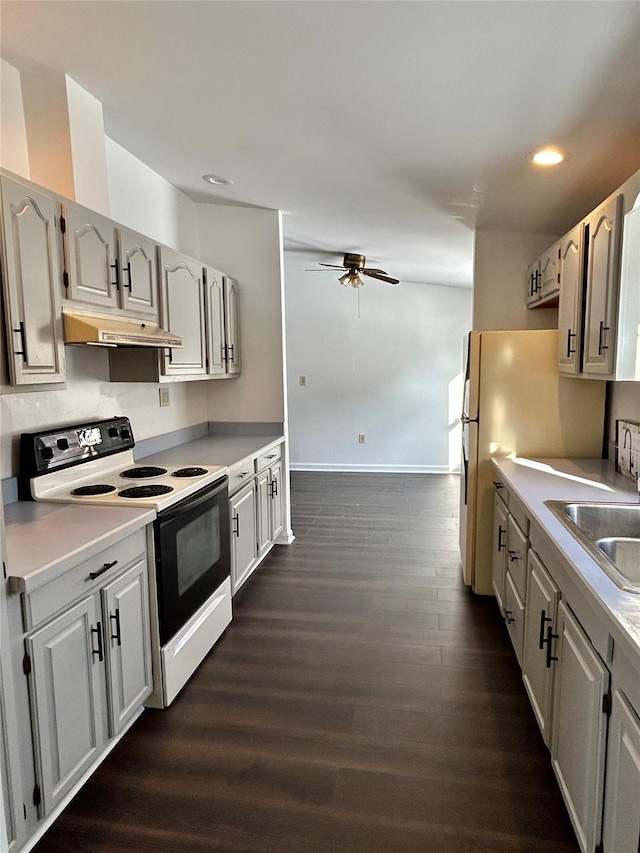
[[528, 148, 569, 167], [203, 174, 234, 186]]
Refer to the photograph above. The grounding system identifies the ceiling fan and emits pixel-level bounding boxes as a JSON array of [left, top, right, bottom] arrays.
[[306, 253, 400, 288]]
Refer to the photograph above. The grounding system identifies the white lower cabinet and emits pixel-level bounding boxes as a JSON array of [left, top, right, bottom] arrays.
[[491, 493, 508, 611], [522, 549, 559, 746], [550, 600, 609, 853], [230, 481, 258, 594], [229, 443, 286, 596], [24, 549, 152, 818], [602, 689, 640, 853], [503, 571, 525, 667]]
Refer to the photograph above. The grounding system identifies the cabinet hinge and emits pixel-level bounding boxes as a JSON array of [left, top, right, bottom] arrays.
[[63, 270, 69, 289], [32, 785, 41, 807], [205, 357, 209, 369], [22, 653, 32, 676], [59, 215, 66, 234], [602, 690, 612, 717]]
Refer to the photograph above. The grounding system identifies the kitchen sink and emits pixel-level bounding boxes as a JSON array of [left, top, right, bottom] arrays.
[[545, 501, 640, 593]]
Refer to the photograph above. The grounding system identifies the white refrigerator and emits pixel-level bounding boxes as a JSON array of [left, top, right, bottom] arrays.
[[459, 329, 607, 595]]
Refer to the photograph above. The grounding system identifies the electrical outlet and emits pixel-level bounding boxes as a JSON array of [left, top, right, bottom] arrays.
[[159, 388, 171, 407], [299, 375, 307, 386], [358, 433, 366, 444]]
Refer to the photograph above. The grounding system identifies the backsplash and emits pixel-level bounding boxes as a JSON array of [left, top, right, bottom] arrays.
[[615, 419, 640, 483]]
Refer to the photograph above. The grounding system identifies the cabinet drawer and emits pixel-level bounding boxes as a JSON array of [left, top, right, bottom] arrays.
[[504, 572, 525, 667], [255, 444, 282, 473], [508, 493, 529, 537], [24, 529, 147, 630], [228, 456, 255, 494], [506, 514, 528, 601]]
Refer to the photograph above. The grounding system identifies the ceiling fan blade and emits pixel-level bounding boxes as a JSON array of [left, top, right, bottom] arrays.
[[318, 263, 349, 269], [305, 268, 344, 272], [363, 271, 400, 285], [362, 268, 389, 276]]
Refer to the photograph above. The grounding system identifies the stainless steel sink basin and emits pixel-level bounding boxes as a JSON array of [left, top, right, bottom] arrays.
[[596, 538, 640, 585], [545, 501, 640, 593], [564, 503, 640, 540]]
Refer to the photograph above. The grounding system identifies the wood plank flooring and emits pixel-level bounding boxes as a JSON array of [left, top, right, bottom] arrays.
[[33, 473, 578, 852]]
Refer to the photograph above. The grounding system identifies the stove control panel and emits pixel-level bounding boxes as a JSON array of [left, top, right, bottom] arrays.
[[19, 417, 135, 497]]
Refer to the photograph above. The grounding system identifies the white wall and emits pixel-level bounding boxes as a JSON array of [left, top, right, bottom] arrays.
[[473, 230, 560, 332], [196, 205, 285, 424], [0, 58, 29, 178], [106, 138, 200, 258], [285, 252, 472, 471], [65, 75, 110, 215]]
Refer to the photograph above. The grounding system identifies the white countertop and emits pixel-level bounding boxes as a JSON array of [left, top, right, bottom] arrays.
[[5, 501, 155, 593], [492, 457, 640, 665], [139, 433, 283, 468]]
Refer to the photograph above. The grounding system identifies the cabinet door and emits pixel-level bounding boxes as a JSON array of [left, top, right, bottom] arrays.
[[230, 482, 257, 594], [223, 276, 241, 375], [582, 194, 623, 376], [204, 266, 226, 376], [491, 495, 508, 612], [0, 177, 65, 384], [158, 247, 206, 376], [526, 259, 541, 305], [101, 559, 152, 737], [26, 596, 107, 816], [522, 550, 559, 745], [551, 601, 609, 853], [506, 514, 527, 602], [256, 469, 272, 560], [504, 572, 525, 667], [540, 242, 561, 299], [117, 228, 158, 319], [602, 690, 640, 853], [557, 225, 583, 375], [62, 203, 119, 310], [269, 462, 284, 543]]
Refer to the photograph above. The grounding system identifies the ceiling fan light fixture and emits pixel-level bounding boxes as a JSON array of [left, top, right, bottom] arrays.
[[339, 271, 364, 288]]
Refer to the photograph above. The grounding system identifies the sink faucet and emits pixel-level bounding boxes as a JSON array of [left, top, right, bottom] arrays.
[[623, 427, 635, 478]]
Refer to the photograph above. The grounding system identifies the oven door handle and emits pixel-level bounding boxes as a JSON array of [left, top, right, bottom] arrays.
[[157, 475, 228, 523]]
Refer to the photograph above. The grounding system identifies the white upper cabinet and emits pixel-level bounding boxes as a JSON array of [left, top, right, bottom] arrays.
[[61, 203, 119, 310], [204, 267, 242, 378], [539, 241, 561, 300], [0, 175, 66, 385], [224, 276, 241, 375], [557, 224, 583, 375], [158, 247, 206, 376], [61, 202, 159, 321], [582, 194, 623, 376], [117, 227, 159, 319]]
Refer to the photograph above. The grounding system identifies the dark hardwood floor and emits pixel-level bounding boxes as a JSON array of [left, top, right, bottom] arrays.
[[33, 473, 578, 852]]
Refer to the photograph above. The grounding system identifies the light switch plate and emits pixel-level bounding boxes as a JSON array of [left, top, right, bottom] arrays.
[[615, 419, 640, 482]]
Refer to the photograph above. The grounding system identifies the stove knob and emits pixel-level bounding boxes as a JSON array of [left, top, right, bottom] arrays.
[[108, 427, 119, 438], [42, 446, 54, 460], [120, 427, 131, 440], [56, 438, 69, 450]]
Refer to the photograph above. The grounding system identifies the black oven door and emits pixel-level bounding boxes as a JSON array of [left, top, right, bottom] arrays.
[[154, 476, 230, 645]]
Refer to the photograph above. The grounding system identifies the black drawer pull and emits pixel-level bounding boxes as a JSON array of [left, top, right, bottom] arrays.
[[91, 622, 104, 662], [497, 525, 506, 552], [544, 625, 559, 668], [492, 481, 504, 490], [507, 549, 518, 563], [539, 609, 552, 650], [110, 609, 122, 646], [504, 609, 515, 624], [88, 560, 118, 581]]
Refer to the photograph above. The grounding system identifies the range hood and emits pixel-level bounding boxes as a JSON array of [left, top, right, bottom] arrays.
[[63, 311, 183, 348]]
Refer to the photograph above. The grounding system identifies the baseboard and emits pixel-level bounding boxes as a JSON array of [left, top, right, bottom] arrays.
[[289, 463, 455, 474]]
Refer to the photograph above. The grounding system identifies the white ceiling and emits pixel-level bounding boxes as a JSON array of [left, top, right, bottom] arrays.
[[2, 1, 639, 288]]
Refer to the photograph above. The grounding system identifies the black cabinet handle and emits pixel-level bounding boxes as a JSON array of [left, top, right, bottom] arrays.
[[566, 328, 576, 357], [123, 262, 132, 291], [266, 454, 277, 460], [598, 320, 610, 354], [91, 622, 104, 662], [222, 344, 229, 363], [110, 261, 120, 291], [497, 525, 506, 552], [544, 625, 559, 668], [228, 344, 235, 363], [13, 321, 29, 362], [88, 560, 118, 581], [110, 609, 122, 646], [539, 609, 553, 650], [492, 480, 504, 490], [232, 514, 240, 537], [507, 549, 518, 563], [504, 609, 515, 624]]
